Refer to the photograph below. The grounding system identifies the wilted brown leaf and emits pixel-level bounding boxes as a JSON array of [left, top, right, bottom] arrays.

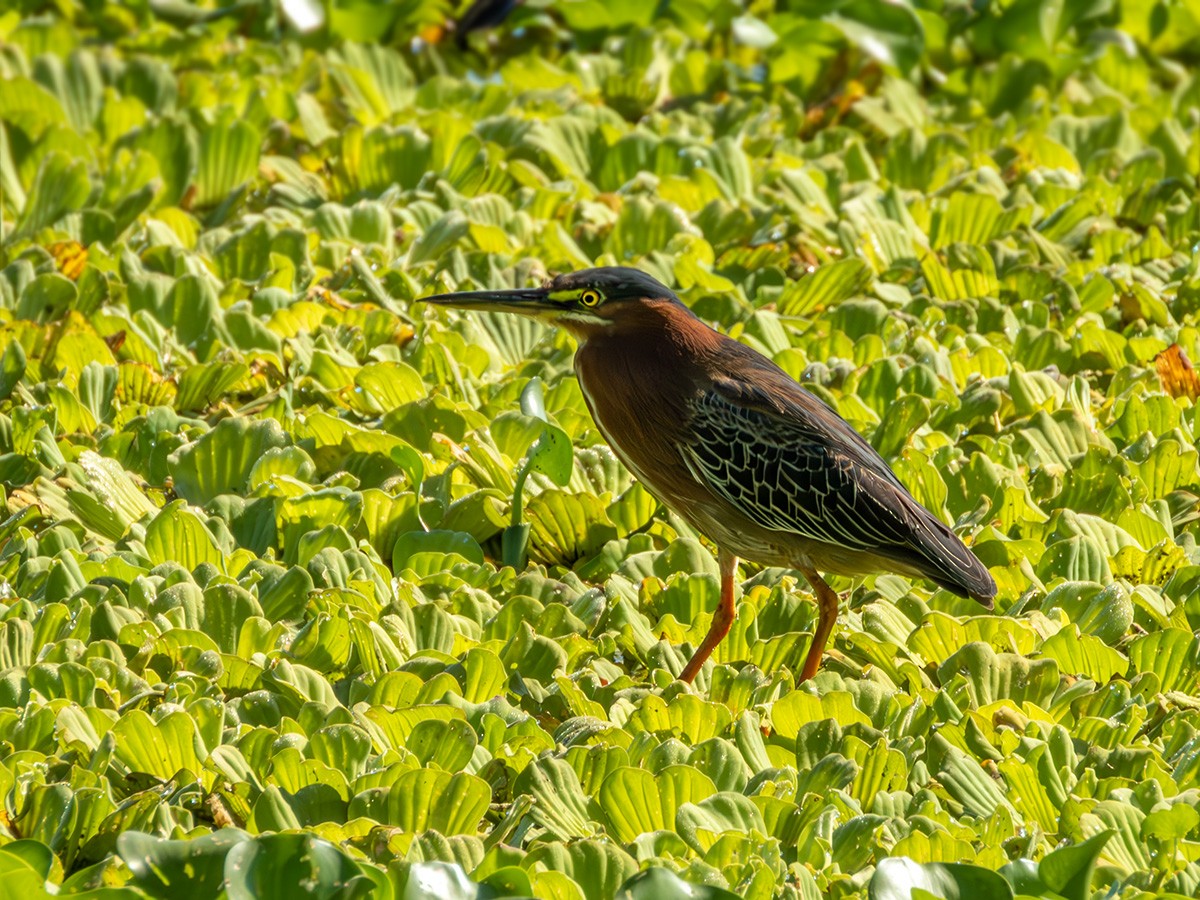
[[1155, 344, 1200, 400], [420, 23, 446, 44], [49, 241, 87, 281], [104, 330, 127, 353]]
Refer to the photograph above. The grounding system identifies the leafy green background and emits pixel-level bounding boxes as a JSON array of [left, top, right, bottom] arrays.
[[2, 0, 1200, 898]]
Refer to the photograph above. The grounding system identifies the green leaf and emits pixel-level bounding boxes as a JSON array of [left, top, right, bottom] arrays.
[[826, 0, 926, 71], [376, 769, 491, 835], [194, 111, 261, 208], [0, 840, 54, 882], [1039, 626, 1126, 682], [406, 718, 478, 772], [524, 840, 637, 900], [525, 422, 573, 487], [1143, 804, 1199, 843], [527, 491, 618, 566], [1038, 830, 1113, 900], [869, 858, 1014, 900], [0, 339, 27, 400], [510, 379, 575, 545], [346, 124, 430, 193], [0, 840, 59, 898], [131, 119, 197, 207], [1041, 583, 1133, 645], [118, 829, 251, 899], [393, 529, 485, 571], [170, 418, 291, 505], [778, 259, 872, 316], [224, 834, 374, 900], [599, 765, 716, 843], [73, 450, 159, 539], [615, 868, 740, 900], [15, 150, 91, 236], [1128, 628, 1199, 692], [514, 757, 597, 841], [144, 500, 226, 572], [110, 709, 204, 780], [397, 861, 515, 900], [937, 642, 1059, 708], [558, 0, 656, 31], [675, 791, 766, 854]]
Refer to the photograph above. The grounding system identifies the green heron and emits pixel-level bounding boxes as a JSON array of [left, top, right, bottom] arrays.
[[422, 267, 996, 683], [453, 0, 520, 48]]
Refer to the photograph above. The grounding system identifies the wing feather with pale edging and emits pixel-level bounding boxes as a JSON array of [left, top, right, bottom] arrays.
[[677, 367, 993, 604], [679, 376, 916, 552]]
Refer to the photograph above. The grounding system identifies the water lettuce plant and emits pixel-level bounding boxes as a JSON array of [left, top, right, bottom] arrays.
[[1, 1, 1200, 898]]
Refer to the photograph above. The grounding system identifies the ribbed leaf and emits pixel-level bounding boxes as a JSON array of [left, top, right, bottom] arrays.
[[194, 112, 260, 208]]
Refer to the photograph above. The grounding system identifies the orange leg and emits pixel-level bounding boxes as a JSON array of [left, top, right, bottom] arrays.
[[679, 549, 739, 684], [797, 566, 839, 682]]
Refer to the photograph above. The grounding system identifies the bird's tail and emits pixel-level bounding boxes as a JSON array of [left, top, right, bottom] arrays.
[[892, 508, 996, 608]]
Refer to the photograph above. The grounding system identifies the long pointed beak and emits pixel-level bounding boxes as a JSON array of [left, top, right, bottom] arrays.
[[419, 286, 556, 316]]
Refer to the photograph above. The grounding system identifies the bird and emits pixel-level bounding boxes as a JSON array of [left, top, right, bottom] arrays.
[[453, 0, 520, 49], [420, 267, 997, 684]]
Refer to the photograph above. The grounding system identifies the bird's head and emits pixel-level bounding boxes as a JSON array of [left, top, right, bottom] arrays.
[[420, 267, 688, 339]]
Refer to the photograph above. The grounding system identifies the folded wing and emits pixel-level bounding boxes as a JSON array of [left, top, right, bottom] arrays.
[[680, 363, 995, 605]]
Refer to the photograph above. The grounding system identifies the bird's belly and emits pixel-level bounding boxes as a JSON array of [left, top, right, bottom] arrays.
[[687, 505, 921, 577]]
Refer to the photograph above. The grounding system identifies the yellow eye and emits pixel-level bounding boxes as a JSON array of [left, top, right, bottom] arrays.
[[580, 289, 601, 307]]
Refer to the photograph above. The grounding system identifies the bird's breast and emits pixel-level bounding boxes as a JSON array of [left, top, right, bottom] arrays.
[[574, 345, 686, 489], [573, 336, 732, 531]]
